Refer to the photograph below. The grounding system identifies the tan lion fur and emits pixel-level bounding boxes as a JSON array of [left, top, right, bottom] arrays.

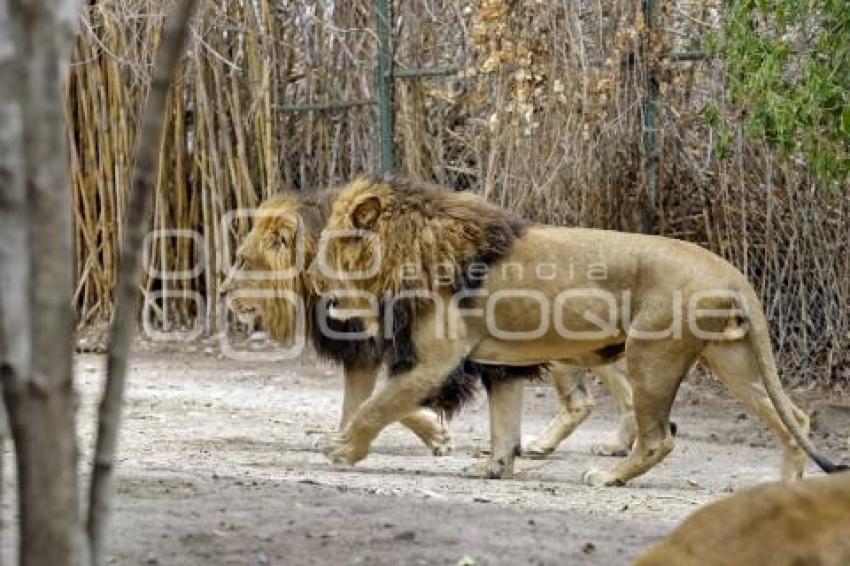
[[222, 192, 323, 343], [316, 175, 842, 484], [635, 471, 850, 566]]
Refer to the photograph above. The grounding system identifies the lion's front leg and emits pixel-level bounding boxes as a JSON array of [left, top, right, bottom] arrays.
[[484, 378, 524, 478], [340, 365, 379, 430], [325, 363, 465, 465], [324, 311, 469, 466], [400, 409, 453, 456], [341, 365, 451, 455]]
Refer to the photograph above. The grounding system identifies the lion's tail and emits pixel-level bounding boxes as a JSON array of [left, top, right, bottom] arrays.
[[740, 290, 847, 474]]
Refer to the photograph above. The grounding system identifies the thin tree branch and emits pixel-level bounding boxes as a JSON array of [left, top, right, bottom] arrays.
[[86, 1, 200, 564]]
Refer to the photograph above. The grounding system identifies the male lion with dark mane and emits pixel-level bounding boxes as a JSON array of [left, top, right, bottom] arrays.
[[220, 190, 639, 471], [221, 191, 452, 455], [311, 175, 845, 485]]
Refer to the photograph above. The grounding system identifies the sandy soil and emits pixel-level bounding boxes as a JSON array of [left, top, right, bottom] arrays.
[[2, 339, 848, 565]]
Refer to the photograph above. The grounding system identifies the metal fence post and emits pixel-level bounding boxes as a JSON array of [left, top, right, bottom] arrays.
[[375, 0, 395, 172], [641, 0, 659, 234]]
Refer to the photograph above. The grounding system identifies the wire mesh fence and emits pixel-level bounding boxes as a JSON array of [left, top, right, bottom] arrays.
[[66, 0, 850, 385]]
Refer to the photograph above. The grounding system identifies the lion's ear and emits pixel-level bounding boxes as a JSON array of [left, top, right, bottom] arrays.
[[351, 196, 381, 230]]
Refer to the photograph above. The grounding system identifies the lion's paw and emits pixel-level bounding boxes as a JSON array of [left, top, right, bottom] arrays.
[[462, 458, 514, 479], [590, 442, 629, 458], [460, 462, 481, 478], [322, 433, 368, 466], [428, 430, 454, 457], [524, 439, 556, 460], [466, 458, 514, 480], [582, 468, 625, 487], [486, 458, 514, 479]]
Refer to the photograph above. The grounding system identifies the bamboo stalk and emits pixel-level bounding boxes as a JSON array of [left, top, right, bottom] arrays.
[[59, 0, 850, 386]]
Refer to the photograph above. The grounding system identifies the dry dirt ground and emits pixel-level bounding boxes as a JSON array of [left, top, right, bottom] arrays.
[[2, 339, 849, 565]]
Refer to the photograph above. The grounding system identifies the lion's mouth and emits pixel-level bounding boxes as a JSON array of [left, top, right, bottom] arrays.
[[229, 304, 258, 326], [237, 312, 257, 326]]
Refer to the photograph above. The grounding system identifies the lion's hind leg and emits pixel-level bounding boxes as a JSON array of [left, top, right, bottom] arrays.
[[583, 329, 701, 487], [590, 361, 638, 457], [701, 341, 809, 481], [526, 364, 594, 459]]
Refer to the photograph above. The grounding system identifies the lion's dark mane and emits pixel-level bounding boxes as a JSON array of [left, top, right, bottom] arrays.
[[299, 178, 545, 417], [314, 176, 546, 417]]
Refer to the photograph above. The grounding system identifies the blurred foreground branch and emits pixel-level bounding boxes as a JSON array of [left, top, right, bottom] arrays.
[[86, 1, 200, 564]]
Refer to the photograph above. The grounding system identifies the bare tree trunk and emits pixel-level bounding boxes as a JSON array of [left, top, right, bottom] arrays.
[[0, 2, 26, 557], [0, 0, 31, 399], [0, 396, 8, 557], [87, 2, 199, 564], [0, 0, 84, 564]]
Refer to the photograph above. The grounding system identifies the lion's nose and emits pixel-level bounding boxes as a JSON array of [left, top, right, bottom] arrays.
[[221, 259, 244, 294], [220, 277, 233, 294]]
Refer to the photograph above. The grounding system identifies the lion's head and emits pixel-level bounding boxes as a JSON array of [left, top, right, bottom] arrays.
[[221, 193, 324, 343]]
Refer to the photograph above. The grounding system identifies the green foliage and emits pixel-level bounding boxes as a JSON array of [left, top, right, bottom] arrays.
[[720, 0, 849, 184]]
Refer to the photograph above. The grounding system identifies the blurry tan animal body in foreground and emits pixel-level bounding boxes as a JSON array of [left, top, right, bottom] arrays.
[[635, 471, 850, 566]]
